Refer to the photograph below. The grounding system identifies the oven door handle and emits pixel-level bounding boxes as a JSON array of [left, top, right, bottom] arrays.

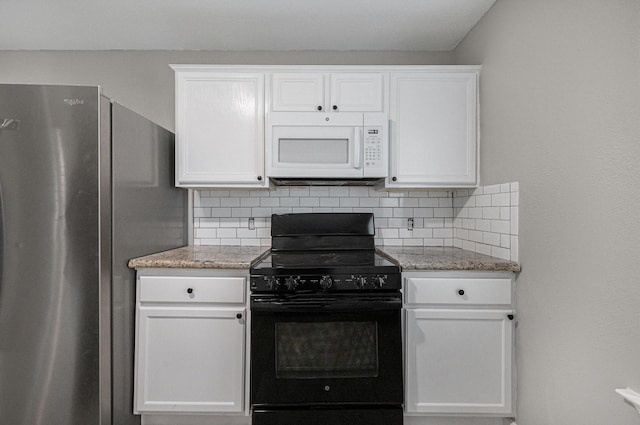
[[250, 294, 402, 313]]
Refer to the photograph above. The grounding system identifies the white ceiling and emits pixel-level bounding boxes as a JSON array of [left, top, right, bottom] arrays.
[[1, 0, 496, 51]]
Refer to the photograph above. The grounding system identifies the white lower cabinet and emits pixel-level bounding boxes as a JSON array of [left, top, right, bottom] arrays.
[[134, 272, 248, 415], [404, 272, 515, 417]]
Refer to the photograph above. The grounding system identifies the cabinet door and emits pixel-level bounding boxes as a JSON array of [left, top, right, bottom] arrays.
[[176, 72, 266, 187], [135, 307, 245, 413], [330, 73, 384, 112], [271, 73, 325, 112], [389, 72, 477, 188], [405, 309, 513, 415]]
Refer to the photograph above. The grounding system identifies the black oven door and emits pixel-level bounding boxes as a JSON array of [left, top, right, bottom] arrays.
[[250, 292, 403, 408]]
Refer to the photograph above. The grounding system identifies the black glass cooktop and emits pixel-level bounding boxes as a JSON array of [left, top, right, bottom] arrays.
[[252, 250, 397, 270]]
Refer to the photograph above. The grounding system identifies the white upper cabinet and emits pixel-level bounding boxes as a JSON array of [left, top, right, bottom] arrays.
[[270, 72, 384, 112], [173, 67, 267, 188], [387, 69, 479, 188]]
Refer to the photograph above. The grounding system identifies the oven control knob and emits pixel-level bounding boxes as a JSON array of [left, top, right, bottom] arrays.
[[319, 275, 333, 290], [285, 276, 300, 291], [266, 276, 280, 290], [353, 275, 367, 289], [372, 275, 387, 288]]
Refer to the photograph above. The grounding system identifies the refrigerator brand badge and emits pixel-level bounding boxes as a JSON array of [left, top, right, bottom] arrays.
[[64, 98, 85, 106], [0, 118, 20, 131]]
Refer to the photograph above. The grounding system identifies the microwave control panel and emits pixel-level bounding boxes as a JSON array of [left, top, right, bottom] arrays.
[[364, 127, 383, 169]]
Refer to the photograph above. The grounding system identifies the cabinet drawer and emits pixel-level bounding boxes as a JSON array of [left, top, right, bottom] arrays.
[[139, 276, 245, 304], [405, 277, 511, 306]]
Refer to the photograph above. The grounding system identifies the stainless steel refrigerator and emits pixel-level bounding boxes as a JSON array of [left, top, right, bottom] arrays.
[[0, 84, 187, 425]]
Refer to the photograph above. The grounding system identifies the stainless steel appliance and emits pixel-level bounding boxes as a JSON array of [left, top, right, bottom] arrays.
[[266, 112, 388, 183], [250, 213, 403, 425], [0, 84, 187, 425]]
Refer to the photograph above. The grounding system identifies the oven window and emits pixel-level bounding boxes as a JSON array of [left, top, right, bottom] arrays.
[[275, 321, 378, 379]]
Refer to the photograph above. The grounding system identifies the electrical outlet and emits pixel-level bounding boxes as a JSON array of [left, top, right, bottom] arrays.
[[248, 217, 255, 230], [407, 217, 414, 231]]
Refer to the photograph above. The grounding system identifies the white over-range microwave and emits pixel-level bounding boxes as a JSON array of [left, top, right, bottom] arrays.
[[266, 112, 388, 181]]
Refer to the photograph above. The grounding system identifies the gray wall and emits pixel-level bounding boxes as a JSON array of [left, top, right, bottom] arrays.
[[455, 1, 640, 424], [0, 50, 453, 131]]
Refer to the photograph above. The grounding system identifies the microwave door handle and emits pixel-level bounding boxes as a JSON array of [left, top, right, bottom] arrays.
[[354, 127, 362, 169]]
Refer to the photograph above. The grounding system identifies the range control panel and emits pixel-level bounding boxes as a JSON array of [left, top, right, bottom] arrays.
[[250, 272, 401, 292]]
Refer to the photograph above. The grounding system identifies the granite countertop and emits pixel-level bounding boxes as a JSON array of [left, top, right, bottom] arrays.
[[376, 246, 520, 272], [127, 245, 269, 269], [129, 245, 520, 272]]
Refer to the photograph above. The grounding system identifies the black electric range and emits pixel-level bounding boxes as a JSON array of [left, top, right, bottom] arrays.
[[249, 213, 401, 292]]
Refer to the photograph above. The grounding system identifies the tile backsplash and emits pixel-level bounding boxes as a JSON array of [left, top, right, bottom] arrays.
[[193, 182, 519, 262]]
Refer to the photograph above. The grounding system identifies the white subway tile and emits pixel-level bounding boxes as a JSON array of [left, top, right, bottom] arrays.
[[510, 182, 519, 192], [423, 238, 445, 246], [300, 197, 320, 207], [434, 207, 453, 217], [380, 228, 399, 239], [491, 220, 510, 234], [193, 207, 211, 218], [217, 228, 237, 238], [475, 194, 492, 207], [468, 230, 483, 243], [229, 190, 251, 198], [511, 191, 519, 206], [232, 208, 252, 217], [240, 197, 260, 207], [476, 219, 491, 232], [198, 239, 220, 246], [399, 198, 419, 208], [510, 236, 519, 262], [433, 228, 453, 239], [309, 187, 330, 197], [380, 198, 399, 207], [500, 207, 511, 220], [260, 197, 280, 207], [251, 207, 273, 217], [241, 239, 261, 247], [424, 218, 445, 228], [280, 197, 300, 207], [393, 208, 414, 218], [237, 228, 258, 238], [453, 238, 463, 248], [462, 218, 476, 230], [511, 206, 519, 235], [199, 197, 222, 207], [340, 197, 360, 207], [359, 197, 380, 207], [349, 187, 371, 197], [329, 187, 350, 197], [198, 218, 220, 228], [438, 198, 453, 208], [462, 240, 476, 251], [476, 243, 492, 256], [482, 232, 501, 246], [382, 238, 403, 246], [468, 207, 483, 219], [320, 198, 340, 207], [482, 207, 500, 220], [272, 207, 293, 215], [484, 184, 501, 194], [414, 208, 434, 218], [195, 228, 217, 238], [289, 187, 310, 197], [412, 228, 433, 238], [403, 239, 424, 247], [491, 193, 510, 207], [210, 208, 232, 217], [500, 183, 511, 193], [292, 207, 314, 213], [419, 198, 440, 207], [220, 197, 241, 207], [501, 234, 511, 248], [491, 246, 511, 261], [220, 239, 241, 246]]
